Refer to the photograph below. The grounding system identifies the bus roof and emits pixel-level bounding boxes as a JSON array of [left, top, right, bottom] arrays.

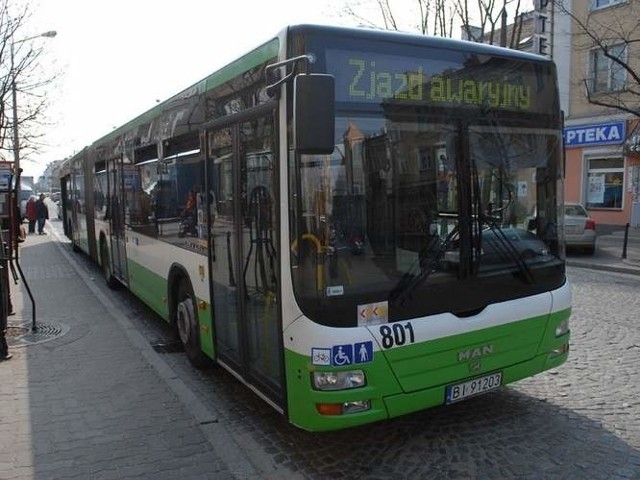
[[288, 24, 554, 63]]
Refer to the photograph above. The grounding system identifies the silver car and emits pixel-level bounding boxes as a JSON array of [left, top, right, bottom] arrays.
[[564, 203, 596, 254]]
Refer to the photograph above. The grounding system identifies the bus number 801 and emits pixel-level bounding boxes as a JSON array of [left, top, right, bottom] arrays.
[[379, 322, 415, 349]]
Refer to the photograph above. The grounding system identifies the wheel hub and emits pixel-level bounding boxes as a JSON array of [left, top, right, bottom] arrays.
[[177, 298, 195, 345]]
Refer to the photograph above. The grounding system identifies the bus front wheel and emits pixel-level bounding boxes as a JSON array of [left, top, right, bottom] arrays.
[[175, 280, 210, 369]]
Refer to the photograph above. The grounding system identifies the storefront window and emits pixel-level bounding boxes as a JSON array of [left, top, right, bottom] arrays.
[[586, 157, 624, 209]]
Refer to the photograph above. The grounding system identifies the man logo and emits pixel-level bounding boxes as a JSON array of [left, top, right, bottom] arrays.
[[458, 345, 494, 362], [469, 359, 482, 373]]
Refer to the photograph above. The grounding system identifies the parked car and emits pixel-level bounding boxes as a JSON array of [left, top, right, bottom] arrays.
[[564, 203, 596, 254], [480, 227, 550, 262], [443, 227, 550, 267]]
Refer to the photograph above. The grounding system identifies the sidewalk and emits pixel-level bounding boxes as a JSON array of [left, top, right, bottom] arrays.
[[566, 225, 640, 276], [0, 221, 255, 479]]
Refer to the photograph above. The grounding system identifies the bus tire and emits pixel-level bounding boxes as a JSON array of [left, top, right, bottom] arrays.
[[175, 280, 210, 369], [101, 240, 119, 289], [69, 221, 80, 252]]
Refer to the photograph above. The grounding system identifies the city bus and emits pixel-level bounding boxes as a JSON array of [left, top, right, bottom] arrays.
[[59, 24, 571, 432]]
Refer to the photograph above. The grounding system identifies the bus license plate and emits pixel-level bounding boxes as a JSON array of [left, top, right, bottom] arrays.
[[445, 372, 502, 404]]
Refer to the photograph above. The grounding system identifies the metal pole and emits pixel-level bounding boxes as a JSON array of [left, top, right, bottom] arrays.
[[10, 31, 57, 198], [10, 41, 20, 200], [622, 223, 629, 259]]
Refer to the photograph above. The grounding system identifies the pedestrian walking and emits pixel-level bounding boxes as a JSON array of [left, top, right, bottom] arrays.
[[26, 195, 37, 234], [35, 193, 49, 235]]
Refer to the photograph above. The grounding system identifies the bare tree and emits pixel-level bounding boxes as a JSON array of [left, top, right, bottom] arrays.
[[553, 0, 640, 118], [339, 0, 526, 46], [455, 0, 526, 47], [340, 0, 455, 36], [0, 0, 58, 167]]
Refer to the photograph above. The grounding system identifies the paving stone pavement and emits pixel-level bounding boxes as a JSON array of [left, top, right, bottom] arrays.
[[2, 213, 639, 480], [566, 225, 640, 276], [0, 223, 256, 479]]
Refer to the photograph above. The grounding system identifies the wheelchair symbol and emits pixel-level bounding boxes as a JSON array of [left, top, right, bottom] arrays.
[[332, 344, 353, 366]]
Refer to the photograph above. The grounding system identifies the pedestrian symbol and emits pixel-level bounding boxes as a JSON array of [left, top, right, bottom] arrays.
[[332, 344, 353, 366], [327, 342, 373, 366], [354, 341, 373, 364]]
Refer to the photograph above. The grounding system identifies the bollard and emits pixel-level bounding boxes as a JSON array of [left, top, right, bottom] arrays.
[[622, 223, 629, 259]]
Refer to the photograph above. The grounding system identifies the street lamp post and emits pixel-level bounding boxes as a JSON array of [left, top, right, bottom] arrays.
[[8, 31, 56, 332], [10, 30, 57, 184]]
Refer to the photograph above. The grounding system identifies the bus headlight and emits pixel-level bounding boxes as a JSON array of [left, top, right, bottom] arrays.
[[550, 342, 570, 358], [312, 370, 366, 391], [316, 400, 371, 416], [555, 319, 569, 337], [342, 400, 370, 414]]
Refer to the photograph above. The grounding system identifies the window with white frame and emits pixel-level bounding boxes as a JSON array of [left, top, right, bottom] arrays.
[[590, 44, 626, 93], [586, 157, 624, 209], [591, 0, 626, 9]]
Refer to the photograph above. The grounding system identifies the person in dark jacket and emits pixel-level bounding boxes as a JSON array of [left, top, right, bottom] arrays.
[[35, 193, 49, 235]]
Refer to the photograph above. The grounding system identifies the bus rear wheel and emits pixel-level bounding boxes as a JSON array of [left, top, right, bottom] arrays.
[[70, 221, 80, 252], [175, 280, 210, 369]]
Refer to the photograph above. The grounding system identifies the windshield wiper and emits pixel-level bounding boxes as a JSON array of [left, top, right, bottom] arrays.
[[389, 214, 459, 306], [480, 214, 535, 283]]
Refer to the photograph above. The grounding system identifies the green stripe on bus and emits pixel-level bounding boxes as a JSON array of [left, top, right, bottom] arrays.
[[285, 309, 570, 431]]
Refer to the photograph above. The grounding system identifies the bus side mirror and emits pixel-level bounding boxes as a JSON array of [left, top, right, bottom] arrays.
[[293, 74, 335, 154]]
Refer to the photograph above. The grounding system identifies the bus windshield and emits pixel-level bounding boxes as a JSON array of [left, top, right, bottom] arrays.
[[289, 41, 565, 327]]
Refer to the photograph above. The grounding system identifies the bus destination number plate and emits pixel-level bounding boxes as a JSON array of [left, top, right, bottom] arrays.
[[445, 372, 502, 404]]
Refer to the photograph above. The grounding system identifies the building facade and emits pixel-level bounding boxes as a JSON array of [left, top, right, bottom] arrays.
[[559, 0, 640, 229], [471, 0, 640, 229], [36, 159, 63, 194]]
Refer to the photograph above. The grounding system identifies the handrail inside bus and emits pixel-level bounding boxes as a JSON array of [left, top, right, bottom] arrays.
[[290, 233, 324, 291]]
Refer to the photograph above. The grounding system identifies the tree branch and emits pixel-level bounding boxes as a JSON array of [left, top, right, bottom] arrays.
[[582, 79, 640, 117], [554, 0, 640, 117]]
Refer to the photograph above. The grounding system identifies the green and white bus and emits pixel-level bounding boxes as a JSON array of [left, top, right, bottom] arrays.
[[59, 25, 570, 432]]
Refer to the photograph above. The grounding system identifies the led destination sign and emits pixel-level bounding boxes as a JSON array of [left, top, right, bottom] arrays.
[[326, 49, 547, 112]]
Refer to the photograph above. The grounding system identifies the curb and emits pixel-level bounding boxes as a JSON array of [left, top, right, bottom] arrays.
[[566, 259, 640, 276]]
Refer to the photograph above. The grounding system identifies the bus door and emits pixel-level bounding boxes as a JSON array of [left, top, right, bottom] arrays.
[[60, 175, 70, 238], [106, 157, 129, 285], [205, 108, 283, 408]]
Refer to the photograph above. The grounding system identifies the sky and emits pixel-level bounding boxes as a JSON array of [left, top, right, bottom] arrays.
[[22, 0, 337, 177]]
